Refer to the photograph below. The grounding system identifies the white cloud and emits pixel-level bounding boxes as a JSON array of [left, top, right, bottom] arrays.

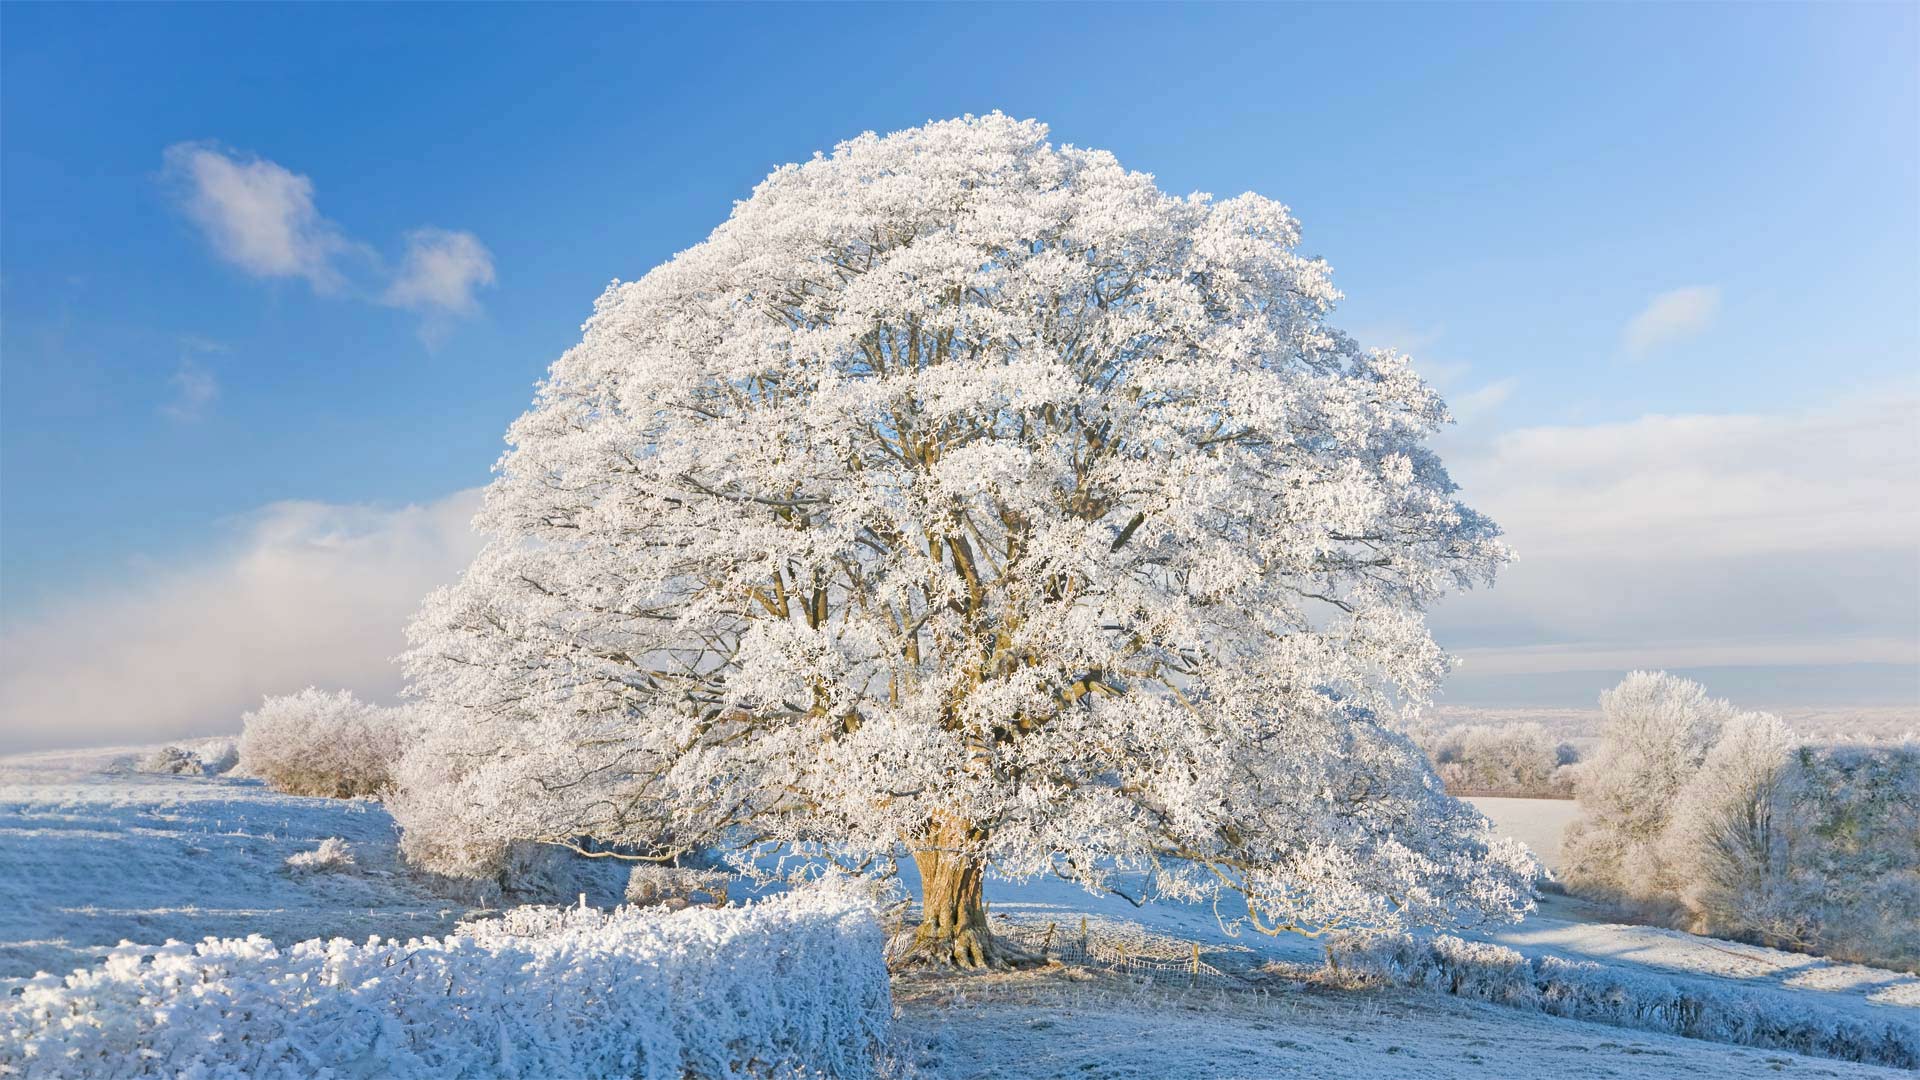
[[160, 360, 219, 422], [1623, 285, 1720, 355], [1431, 389, 1920, 695], [162, 143, 351, 292], [1446, 378, 1516, 426], [161, 144, 495, 338], [0, 491, 485, 753], [383, 229, 495, 315]]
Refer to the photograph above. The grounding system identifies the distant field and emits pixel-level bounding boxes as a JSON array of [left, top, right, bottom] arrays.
[[1467, 795, 1581, 874]]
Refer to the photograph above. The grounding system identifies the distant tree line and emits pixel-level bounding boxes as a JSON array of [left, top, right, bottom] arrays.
[[1413, 722, 1580, 798]]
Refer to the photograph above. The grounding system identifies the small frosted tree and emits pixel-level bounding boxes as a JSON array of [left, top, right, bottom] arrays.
[[1561, 671, 1734, 907], [404, 114, 1530, 966], [1662, 711, 1795, 938]]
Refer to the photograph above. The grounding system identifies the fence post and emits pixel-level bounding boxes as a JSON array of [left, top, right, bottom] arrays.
[[1190, 943, 1200, 987]]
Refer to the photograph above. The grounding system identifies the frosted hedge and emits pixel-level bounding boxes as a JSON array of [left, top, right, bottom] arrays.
[[0, 883, 890, 1079], [1331, 931, 1918, 1070]]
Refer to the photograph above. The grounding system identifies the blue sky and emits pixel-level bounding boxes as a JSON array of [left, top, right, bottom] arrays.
[[3, 4, 1915, 747]]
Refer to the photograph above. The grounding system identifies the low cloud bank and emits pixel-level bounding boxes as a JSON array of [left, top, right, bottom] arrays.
[[0, 490, 482, 753], [1432, 390, 1920, 708]]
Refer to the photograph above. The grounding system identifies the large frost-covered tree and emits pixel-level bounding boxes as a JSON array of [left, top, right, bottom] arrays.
[[403, 114, 1530, 966]]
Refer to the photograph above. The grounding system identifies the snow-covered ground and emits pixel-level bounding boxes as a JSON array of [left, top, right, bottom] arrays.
[[1466, 794, 1580, 873], [890, 968, 1915, 1079], [0, 743, 472, 984], [3, 744, 1914, 1077]]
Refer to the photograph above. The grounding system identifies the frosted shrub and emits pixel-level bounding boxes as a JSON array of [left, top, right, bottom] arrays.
[[284, 837, 357, 875], [1661, 712, 1796, 941], [134, 745, 201, 776], [237, 688, 412, 798], [1769, 740, 1920, 971], [1330, 931, 1919, 1069], [198, 737, 240, 775], [625, 864, 729, 909], [1565, 674, 1918, 971], [0, 881, 891, 1079]]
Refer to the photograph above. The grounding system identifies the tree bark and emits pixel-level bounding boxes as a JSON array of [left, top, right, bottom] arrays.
[[908, 816, 1000, 968]]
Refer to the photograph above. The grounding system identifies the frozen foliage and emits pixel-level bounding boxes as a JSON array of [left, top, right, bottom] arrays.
[[129, 738, 237, 777], [1563, 672, 1920, 971], [1417, 722, 1578, 797], [624, 863, 729, 909], [1330, 931, 1920, 1069], [0, 881, 890, 1080], [1560, 672, 1741, 912], [199, 738, 240, 775], [399, 114, 1529, 965], [133, 745, 201, 776], [238, 688, 412, 799], [1764, 741, 1920, 971], [284, 836, 358, 875], [1663, 711, 1797, 940]]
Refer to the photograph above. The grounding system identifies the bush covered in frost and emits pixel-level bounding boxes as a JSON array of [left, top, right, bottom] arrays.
[[133, 745, 203, 776], [284, 837, 357, 876], [1329, 931, 1919, 1069], [1764, 741, 1920, 970], [625, 863, 729, 909], [198, 737, 240, 775], [0, 880, 890, 1079], [237, 688, 414, 799]]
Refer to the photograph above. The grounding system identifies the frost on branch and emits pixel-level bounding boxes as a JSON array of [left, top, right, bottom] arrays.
[[400, 113, 1527, 966]]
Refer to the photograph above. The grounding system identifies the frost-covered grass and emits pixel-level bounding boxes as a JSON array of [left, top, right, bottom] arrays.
[[1328, 931, 1919, 1069], [891, 967, 1915, 1079], [1, 883, 890, 1080]]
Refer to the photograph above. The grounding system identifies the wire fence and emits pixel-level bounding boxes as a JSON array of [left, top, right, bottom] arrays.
[[993, 915, 1249, 985]]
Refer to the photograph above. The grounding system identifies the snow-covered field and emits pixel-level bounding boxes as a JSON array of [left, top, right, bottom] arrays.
[[3, 745, 1915, 1078], [1466, 795, 1580, 873], [0, 743, 470, 983]]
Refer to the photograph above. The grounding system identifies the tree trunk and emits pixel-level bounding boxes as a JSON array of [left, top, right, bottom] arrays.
[[909, 816, 999, 969]]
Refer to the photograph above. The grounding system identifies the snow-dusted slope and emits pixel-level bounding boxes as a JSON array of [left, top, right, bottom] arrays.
[[891, 969, 1915, 1079]]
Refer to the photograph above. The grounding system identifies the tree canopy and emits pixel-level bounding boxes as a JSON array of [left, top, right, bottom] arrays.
[[400, 114, 1531, 966]]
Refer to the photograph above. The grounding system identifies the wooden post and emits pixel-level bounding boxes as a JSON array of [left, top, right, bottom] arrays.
[[1190, 943, 1200, 986]]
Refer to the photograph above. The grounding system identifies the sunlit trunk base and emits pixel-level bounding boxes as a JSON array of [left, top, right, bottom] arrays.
[[908, 844, 1001, 968], [902, 819, 1039, 970]]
